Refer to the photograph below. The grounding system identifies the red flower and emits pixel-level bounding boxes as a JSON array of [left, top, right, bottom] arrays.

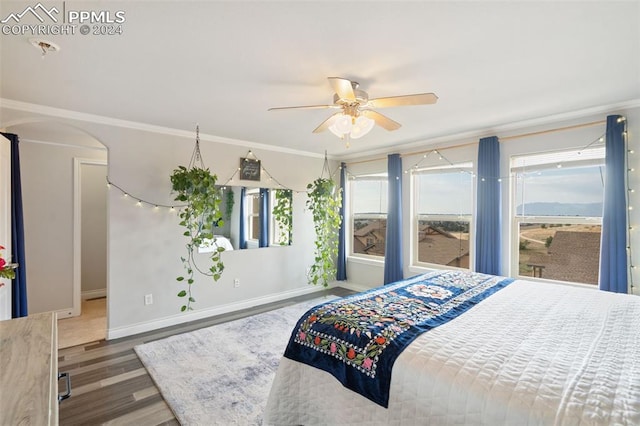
[[309, 315, 318, 322], [347, 348, 356, 359], [314, 336, 321, 345], [375, 336, 386, 345], [0, 258, 5, 269]]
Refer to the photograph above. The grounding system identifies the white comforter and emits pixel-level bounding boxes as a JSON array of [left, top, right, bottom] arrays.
[[264, 279, 640, 425]]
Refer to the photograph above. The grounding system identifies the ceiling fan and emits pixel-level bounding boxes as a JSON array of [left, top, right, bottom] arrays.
[[268, 77, 438, 140]]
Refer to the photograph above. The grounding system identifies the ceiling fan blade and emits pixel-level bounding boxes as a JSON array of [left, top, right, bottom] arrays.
[[328, 77, 356, 101], [367, 93, 438, 109], [362, 110, 402, 131], [312, 113, 342, 133], [268, 104, 336, 111]]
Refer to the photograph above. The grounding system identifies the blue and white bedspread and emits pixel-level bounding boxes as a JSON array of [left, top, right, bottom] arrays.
[[283, 270, 514, 407]]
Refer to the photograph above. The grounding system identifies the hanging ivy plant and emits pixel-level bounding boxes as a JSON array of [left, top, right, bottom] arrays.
[[171, 165, 225, 311], [306, 177, 342, 287], [272, 189, 293, 245], [224, 188, 235, 222]]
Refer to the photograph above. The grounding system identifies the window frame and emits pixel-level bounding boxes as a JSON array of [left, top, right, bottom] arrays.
[[509, 147, 605, 286], [245, 188, 261, 244], [349, 173, 388, 261], [410, 163, 474, 271]]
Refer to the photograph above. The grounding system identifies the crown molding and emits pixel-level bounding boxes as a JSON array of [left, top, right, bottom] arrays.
[[0, 98, 326, 159], [337, 98, 640, 161]]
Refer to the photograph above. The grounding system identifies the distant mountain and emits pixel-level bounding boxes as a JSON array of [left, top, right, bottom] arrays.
[[516, 202, 603, 217]]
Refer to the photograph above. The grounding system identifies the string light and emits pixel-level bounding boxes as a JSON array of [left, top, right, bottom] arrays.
[[106, 148, 314, 213], [619, 116, 635, 293], [218, 149, 306, 192]]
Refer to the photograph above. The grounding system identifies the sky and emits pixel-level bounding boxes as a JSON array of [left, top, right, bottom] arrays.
[[352, 163, 604, 217]]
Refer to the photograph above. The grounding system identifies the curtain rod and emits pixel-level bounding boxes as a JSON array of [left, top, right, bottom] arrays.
[[346, 119, 606, 166]]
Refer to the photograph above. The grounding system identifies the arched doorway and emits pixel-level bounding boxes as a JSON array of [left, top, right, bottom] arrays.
[[3, 120, 109, 347]]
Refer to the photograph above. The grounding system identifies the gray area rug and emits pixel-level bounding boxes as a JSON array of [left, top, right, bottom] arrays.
[[135, 296, 336, 425]]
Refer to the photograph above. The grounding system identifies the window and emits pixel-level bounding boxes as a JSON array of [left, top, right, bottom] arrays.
[[351, 174, 388, 258], [245, 188, 261, 242], [512, 147, 604, 285], [413, 163, 473, 269]]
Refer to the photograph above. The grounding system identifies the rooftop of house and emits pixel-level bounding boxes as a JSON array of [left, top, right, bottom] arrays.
[[526, 231, 601, 285]]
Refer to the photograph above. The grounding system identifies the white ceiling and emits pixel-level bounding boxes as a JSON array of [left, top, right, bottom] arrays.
[[1, 1, 639, 157]]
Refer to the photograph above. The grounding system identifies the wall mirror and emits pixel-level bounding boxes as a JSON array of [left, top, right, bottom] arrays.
[[200, 186, 293, 252]]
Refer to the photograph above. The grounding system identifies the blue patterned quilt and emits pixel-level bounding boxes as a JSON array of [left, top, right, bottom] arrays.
[[283, 270, 514, 407]]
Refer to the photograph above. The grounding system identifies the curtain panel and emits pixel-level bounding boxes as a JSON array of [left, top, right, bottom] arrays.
[[259, 188, 270, 248], [1, 132, 28, 318], [599, 115, 629, 293], [239, 187, 247, 249], [475, 136, 502, 276], [336, 162, 347, 281], [383, 154, 403, 284]]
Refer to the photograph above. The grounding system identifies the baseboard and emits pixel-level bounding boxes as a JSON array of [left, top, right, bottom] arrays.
[[82, 289, 107, 300], [106, 285, 328, 340], [333, 281, 372, 293]]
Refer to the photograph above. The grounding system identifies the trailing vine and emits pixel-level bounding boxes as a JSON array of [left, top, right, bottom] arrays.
[[224, 187, 234, 222], [272, 189, 293, 245], [306, 177, 342, 287], [171, 166, 225, 311]]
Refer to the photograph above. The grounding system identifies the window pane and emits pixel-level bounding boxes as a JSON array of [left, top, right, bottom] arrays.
[[417, 220, 470, 268], [515, 165, 605, 217], [518, 223, 601, 285], [353, 217, 386, 257], [416, 171, 472, 215], [250, 215, 260, 240], [250, 194, 260, 214], [352, 179, 388, 214]]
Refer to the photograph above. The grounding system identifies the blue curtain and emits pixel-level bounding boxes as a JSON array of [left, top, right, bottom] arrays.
[[475, 136, 502, 276], [599, 115, 628, 293], [259, 188, 269, 248], [239, 187, 247, 249], [384, 154, 403, 284], [336, 162, 347, 281], [2, 133, 27, 318]]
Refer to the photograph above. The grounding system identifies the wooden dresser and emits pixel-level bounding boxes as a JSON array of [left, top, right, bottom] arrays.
[[0, 312, 60, 425]]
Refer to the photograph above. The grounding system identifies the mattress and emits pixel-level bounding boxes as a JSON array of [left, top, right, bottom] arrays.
[[264, 279, 640, 425]]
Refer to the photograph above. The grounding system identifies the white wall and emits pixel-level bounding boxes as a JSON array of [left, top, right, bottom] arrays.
[[345, 105, 640, 296], [18, 137, 107, 316], [99, 125, 324, 336], [80, 162, 107, 296], [0, 109, 331, 337]]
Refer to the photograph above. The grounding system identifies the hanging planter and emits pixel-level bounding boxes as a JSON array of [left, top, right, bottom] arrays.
[[171, 126, 225, 311], [306, 156, 342, 287]]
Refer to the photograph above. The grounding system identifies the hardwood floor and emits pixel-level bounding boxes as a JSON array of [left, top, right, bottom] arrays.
[[58, 287, 353, 425], [58, 298, 107, 349]]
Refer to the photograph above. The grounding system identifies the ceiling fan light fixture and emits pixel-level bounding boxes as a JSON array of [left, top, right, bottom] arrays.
[[328, 124, 344, 138], [332, 114, 353, 134], [350, 115, 375, 139]]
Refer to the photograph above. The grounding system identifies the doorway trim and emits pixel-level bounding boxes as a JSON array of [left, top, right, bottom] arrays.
[[72, 157, 108, 318]]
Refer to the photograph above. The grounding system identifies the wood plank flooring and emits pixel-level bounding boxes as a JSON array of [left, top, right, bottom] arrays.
[[58, 287, 353, 425]]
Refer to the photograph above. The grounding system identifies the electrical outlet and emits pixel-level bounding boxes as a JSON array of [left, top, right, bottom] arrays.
[[234, 278, 240, 288], [144, 294, 153, 305]]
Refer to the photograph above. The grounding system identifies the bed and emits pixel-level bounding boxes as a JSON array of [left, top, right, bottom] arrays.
[[264, 270, 640, 425]]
